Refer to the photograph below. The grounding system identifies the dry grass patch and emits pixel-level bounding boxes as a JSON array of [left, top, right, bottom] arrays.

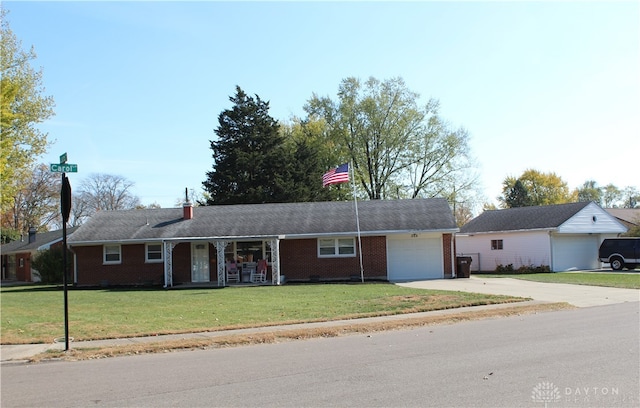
[[1, 284, 524, 344], [32, 302, 573, 363]]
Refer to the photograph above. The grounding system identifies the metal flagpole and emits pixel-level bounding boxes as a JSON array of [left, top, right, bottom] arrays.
[[350, 162, 364, 283]]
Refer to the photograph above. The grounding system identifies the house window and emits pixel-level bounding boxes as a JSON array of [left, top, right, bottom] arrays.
[[146, 243, 163, 262], [104, 245, 121, 264], [491, 239, 503, 250], [19, 258, 24, 268], [318, 238, 356, 257]]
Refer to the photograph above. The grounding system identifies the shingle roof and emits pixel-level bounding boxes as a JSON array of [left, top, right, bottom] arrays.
[[459, 202, 591, 234], [606, 208, 640, 226], [68, 198, 457, 244], [1, 227, 78, 254]]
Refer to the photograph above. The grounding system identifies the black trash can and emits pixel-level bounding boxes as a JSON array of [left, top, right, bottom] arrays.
[[456, 256, 472, 278]]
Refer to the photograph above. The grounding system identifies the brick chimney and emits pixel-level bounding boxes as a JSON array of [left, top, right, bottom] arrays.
[[183, 188, 193, 220], [183, 202, 193, 220], [28, 226, 37, 244]]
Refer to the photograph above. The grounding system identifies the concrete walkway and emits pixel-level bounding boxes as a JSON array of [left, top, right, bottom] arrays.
[[397, 275, 639, 307], [2, 277, 638, 364]]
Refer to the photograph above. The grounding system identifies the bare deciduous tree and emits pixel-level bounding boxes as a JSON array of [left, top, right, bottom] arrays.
[[71, 173, 140, 225], [1, 163, 60, 233]]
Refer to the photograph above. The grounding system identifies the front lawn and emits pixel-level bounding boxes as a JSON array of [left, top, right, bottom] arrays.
[[0, 283, 523, 345], [487, 272, 640, 289]]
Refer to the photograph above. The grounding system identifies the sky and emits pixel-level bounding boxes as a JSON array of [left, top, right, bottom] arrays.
[[5, 1, 639, 210]]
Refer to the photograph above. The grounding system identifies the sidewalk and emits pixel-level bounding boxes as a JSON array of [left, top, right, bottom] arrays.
[[0, 300, 548, 364]]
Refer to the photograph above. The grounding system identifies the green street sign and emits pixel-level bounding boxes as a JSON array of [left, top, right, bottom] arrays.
[[60, 153, 67, 164], [50, 163, 78, 173]]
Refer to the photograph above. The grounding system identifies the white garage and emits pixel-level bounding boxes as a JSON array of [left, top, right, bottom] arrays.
[[457, 202, 628, 272], [387, 235, 443, 281]]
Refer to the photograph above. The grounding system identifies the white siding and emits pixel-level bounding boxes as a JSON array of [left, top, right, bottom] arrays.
[[456, 231, 551, 272], [558, 202, 628, 234]]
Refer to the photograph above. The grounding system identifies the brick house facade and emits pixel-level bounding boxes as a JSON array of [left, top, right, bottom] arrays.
[[68, 199, 459, 287]]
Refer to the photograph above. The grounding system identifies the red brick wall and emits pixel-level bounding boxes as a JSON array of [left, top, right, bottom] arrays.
[[443, 233, 453, 278], [73, 238, 391, 286], [279, 236, 387, 281], [74, 242, 219, 286], [171, 243, 191, 284], [74, 244, 164, 286]]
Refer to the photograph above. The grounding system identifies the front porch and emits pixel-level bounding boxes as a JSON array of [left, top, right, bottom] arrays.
[[162, 237, 283, 288]]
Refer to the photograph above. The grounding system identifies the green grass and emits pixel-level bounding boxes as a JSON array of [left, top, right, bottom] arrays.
[[1, 283, 521, 345], [487, 272, 640, 289]]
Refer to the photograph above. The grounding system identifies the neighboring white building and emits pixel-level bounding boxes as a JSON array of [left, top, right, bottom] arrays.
[[456, 202, 628, 272]]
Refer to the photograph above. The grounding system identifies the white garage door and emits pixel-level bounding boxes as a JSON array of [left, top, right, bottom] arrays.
[[552, 235, 599, 271], [387, 236, 443, 281]]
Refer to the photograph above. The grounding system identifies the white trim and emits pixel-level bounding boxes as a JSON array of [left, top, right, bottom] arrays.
[[163, 241, 176, 288], [317, 237, 356, 258], [103, 244, 121, 264], [145, 243, 163, 263], [458, 228, 556, 236]]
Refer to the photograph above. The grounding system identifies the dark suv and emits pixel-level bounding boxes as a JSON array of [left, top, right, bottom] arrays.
[[598, 238, 640, 270]]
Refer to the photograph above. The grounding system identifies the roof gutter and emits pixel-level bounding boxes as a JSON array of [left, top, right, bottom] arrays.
[[68, 235, 286, 246], [68, 228, 460, 246], [457, 227, 556, 236]]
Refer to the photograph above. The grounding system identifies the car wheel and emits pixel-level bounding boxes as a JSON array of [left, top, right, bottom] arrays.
[[610, 257, 624, 271]]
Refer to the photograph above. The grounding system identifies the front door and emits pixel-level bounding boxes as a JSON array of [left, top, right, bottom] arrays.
[[191, 243, 210, 283]]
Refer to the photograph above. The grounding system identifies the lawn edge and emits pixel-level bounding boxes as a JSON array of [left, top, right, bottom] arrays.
[[30, 301, 573, 363]]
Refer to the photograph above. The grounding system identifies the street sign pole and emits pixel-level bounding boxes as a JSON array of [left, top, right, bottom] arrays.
[[51, 154, 75, 351], [62, 172, 69, 351]]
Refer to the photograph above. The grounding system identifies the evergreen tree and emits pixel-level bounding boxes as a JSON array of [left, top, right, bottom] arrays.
[[283, 138, 338, 202], [279, 118, 346, 202], [203, 87, 290, 205], [503, 179, 532, 208]]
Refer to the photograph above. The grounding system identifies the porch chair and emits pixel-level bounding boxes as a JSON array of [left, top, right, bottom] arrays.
[[251, 259, 268, 283], [226, 261, 240, 283]]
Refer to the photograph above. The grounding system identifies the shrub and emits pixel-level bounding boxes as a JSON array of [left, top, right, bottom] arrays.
[[495, 264, 550, 274], [495, 264, 514, 273], [31, 248, 73, 284]]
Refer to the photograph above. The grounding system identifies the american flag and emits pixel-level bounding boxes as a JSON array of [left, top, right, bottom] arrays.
[[322, 163, 350, 187]]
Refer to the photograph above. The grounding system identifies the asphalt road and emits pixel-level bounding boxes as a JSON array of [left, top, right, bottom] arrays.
[[2, 301, 638, 408]]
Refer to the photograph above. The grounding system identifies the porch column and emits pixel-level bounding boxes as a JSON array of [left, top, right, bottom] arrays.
[[269, 237, 281, 285], [163, 241, 176, 288], [216, 240, 231, 287]]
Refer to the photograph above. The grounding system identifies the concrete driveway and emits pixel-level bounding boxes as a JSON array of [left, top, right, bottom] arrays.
[[397, 276, 639, 307]]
